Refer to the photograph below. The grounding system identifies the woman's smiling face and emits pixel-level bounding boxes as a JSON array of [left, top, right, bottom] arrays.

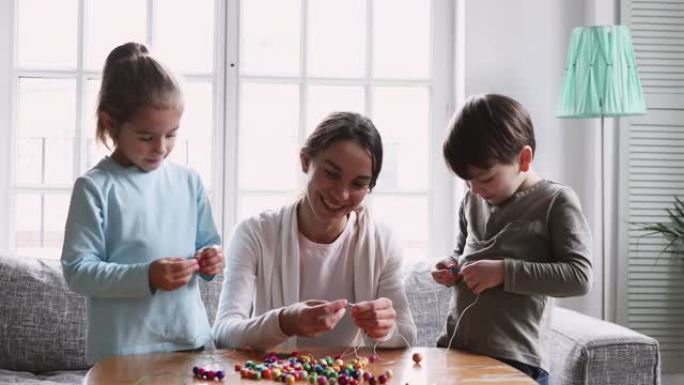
[[300, 139, 373, 222]]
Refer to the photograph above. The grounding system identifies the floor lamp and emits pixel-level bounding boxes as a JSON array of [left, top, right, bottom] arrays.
[[556, 25, 646, 320]]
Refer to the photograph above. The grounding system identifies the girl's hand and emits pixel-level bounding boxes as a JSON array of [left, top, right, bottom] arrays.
[[350, 297, 396, 340], [431, 257, 462, 287], [196, 246, 224, 276], [279, 299, 347, 337], [460, 259, 505, 295], [149, 257, 199, 291]]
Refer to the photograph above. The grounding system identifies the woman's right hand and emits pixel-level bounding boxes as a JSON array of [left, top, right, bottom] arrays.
[[431, 257, 462, 287], [279, 299, 348, 337], [149, 257, 200, 291]]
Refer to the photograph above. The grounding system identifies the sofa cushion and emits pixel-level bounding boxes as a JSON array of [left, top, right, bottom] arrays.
[[0, 255, 223, 373], [199, 274, 222, 325], [0, 369, 86, 385], [0, 256, 89, 372], [403, 261, 452, 347], [549, 307, 661, 385]]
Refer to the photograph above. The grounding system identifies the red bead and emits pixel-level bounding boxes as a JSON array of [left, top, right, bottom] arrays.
[[234, 363, 242, 372], [378, 374, 388, 384], [412, 352, 423, 364]]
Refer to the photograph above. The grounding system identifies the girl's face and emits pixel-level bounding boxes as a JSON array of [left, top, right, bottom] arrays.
[[109, 106, 182, 172], [300, 140, 373, 223]]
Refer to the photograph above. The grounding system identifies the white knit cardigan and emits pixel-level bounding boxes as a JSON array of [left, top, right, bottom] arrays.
[[213, 201, 417, 350]]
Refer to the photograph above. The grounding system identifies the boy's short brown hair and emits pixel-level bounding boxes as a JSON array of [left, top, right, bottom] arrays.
[[443, 94, 535, 180]]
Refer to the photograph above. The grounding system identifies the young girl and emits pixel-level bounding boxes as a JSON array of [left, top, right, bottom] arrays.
[[61, 42, 223, 364]]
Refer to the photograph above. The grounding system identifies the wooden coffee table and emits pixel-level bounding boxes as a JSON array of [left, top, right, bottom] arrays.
[[85, 347, 536, 384]]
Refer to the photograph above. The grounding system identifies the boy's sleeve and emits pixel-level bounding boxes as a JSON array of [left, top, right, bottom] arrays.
[[61, 178, 152, 298], [449, 198, 468, 262], [503, 188, 593, 297], [213, 220, 291, 350]]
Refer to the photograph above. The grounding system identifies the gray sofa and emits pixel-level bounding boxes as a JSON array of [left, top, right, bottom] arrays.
[[0, 255, 660, 384]]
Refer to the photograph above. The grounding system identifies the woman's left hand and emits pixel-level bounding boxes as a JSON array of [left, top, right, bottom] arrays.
[[350, 297, 396, 339], [196, 246, 224, 276]]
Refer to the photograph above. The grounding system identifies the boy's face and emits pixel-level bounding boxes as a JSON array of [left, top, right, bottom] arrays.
[[465, 162, 525, 206]]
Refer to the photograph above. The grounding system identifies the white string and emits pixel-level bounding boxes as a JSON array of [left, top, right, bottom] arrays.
[[447, 294, 481, 350]]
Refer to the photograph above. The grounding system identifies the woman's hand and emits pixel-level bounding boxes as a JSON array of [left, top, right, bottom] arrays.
[[196, 246, 224, 276], [460, 259, 505, 295], [279, 299, 347, 337], [431, 257, 462, 287], [149, 257, 199, 291], [350, 297, 396, 340]]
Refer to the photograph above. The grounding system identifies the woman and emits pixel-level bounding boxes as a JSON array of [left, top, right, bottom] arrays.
[[213, 112, 416, 350]]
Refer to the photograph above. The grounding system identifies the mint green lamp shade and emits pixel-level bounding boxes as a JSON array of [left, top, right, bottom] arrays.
[[557, 25, 646, 118]]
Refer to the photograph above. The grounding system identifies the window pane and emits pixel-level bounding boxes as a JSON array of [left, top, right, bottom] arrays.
[[14, 193, 41, 250], [155, 0, 214, 73], [239, 193, 297, 221], [241, 0, 300, 76], [306, 85, 365, 134], [14, 138, 42, 185], [373, 0, 429, 78], [17, 0, 77, 69], [44, 138, 74, 185], [369, 195, 427, 262], [372, 86, 429, 191], [177, 80, 213, 188], [18, 78, 76, 139], [85, 79, 112, 168], [44, 194, 70, 249], [307, 0, 365, 78], [239, 83, 300, 191], [84, 0, 147, 70]]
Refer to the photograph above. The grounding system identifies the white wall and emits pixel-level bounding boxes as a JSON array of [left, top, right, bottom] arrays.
[[463, 0, 608, 318]]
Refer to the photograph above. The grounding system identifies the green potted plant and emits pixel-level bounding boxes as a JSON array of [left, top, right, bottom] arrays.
[[637, 196, 684, 260]]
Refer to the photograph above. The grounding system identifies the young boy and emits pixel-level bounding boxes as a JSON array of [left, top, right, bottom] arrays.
[[432, 94, 593, 385]]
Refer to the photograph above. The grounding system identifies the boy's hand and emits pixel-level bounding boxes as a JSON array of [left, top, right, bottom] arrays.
[[149, 257, 199, 291], [460, 259, 504, 295], [196, 246, 224, 276], [351, 297, 396, 340], [431, 257, 462, 287], [279, 299, 347, 337]]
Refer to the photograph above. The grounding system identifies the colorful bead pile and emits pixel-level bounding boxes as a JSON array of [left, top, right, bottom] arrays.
[[192, 366, 225, 381], [235, 352, 397, 384]]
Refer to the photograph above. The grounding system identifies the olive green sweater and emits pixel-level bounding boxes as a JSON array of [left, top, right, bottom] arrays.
[[437, 180, 593, 370]]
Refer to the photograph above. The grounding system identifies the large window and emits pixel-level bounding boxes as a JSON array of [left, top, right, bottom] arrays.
[[4, 0, 219, 257], [1, 0, 456, 263]]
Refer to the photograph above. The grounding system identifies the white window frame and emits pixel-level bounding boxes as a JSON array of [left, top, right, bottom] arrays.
[[2, 0, 226, 257], [223, 0, 459, 261], [0, 0, 13, 254], [1, 0, 461, 263]]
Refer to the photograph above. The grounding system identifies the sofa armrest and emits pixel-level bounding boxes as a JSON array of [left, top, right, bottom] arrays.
[[549, 307, 661, 385]]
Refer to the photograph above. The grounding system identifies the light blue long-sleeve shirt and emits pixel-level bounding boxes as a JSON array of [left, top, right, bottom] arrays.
[[61, 157, 220, 364]]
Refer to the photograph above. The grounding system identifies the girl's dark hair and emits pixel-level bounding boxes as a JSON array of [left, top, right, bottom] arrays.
[[302, 112, 383, 190], [443, 94, 535, 180], [96, 42, 183, 148]]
